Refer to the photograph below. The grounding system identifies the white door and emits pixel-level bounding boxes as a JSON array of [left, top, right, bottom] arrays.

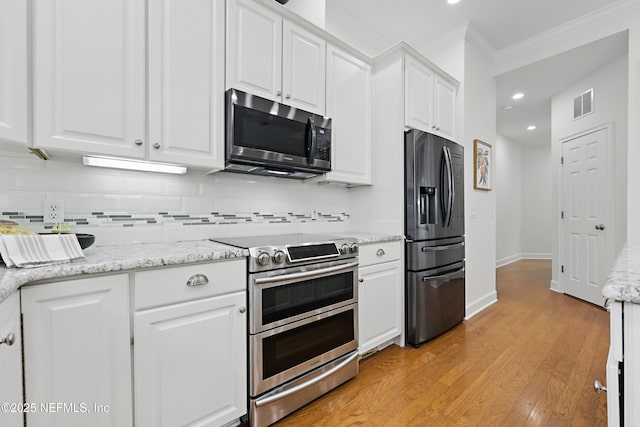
[[134, 292, 247, 427], [324, 44, 371, 185], [33, 0, 146, 157], [147, 0, 225, 169], [0, 0, 28, 145], [0, 293, 24, 427], [226, 0, 282, 101], [561, 128, 610, 306], [282, 21, 325, 114], [21, 275, 133, 427]]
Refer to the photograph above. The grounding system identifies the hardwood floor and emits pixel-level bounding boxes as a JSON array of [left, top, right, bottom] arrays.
[[274, 260, 610, 426]]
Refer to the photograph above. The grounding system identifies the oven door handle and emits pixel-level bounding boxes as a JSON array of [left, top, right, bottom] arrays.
[[254, 262, 359, 285], [255, 351, 359, 407]]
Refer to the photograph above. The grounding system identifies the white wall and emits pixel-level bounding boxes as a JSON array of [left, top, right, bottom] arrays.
[[324, 1, 392, 56], [550, 55, 628, 289], [462, 40, 498, 318], [495, 133, 523, 265], [521, 145, 552, 258]]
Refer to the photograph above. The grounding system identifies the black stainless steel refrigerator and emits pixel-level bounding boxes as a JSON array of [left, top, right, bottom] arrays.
[[405, 130, 465, 347]]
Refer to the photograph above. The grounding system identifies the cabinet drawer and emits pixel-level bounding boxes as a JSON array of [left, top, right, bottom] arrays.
[[359, 241, 402, 267], [135, 258, 246, 310]]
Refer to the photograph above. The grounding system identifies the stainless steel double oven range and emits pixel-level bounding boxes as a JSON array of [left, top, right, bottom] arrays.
[[211, 234, 360, 427]]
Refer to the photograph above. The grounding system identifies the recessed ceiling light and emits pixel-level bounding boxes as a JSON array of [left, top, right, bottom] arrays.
[[503, 106, 513, 110], [527, 125, 537, 131], [447, 0, 461, 4], [512, 92, 524, 100]]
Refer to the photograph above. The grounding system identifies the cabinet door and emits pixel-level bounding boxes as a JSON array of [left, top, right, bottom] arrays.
[[358, 260, 402, 354], [282, 21, 325, 114], [405, 56, 434, 133], [21, 275, 133, 427], [33, 0, 146, 157], [434, 76, 456, 140], [135, 292, 247, 427], [148, 0, 225, 169], [0, 293, 24, 427], [323, 45, 371, 185], [227, 0, 282, 101], [0, 0, 28, 145]]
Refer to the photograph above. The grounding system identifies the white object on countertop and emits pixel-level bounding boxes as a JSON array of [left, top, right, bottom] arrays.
[[0, 234, 84, 268]]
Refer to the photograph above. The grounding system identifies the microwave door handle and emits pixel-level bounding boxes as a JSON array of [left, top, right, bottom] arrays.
[[307, 117, 318, 165]]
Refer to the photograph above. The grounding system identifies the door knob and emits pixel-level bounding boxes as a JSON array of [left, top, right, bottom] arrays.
[[595, 224, 605, 230], [593, 379, 607, 394]]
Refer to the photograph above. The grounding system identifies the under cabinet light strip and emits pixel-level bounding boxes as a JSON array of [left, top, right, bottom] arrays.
[[82, 156, 187, 174]]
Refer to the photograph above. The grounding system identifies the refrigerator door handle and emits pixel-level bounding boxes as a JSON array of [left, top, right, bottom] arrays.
[[421, 267, 465, 288], [444, 146, 454, 227], [420, 242, 465, 252]]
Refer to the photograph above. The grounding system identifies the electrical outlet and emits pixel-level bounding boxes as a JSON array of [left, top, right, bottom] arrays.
[[44, 199, 65, 223]]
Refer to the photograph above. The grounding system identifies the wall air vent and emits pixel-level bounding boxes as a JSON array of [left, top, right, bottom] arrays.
[[573, 88, 594, 120]]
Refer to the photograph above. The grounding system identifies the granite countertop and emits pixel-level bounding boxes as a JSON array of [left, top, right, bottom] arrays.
[[333, 232, 404, 244], [0, 233, 403, 304], [0, 240, 248, 304], [603, 245, 640, 304]]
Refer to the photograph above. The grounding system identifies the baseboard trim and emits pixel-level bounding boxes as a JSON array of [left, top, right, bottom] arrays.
[[496, 254, 520, 268], [465, 291, 498, 320], [496, 252, 552, 268], [550, 280, 562, 293]]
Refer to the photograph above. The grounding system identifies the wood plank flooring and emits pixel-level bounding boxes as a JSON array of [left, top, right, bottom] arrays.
[[273, 260, 610, 426]]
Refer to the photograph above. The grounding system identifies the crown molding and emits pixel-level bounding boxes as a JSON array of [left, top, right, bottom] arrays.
[[493, 0, 640, 75]]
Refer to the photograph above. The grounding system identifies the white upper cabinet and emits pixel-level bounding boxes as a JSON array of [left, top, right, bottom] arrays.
[[0, 0, 28, 145], [227, 0, 326, 114], [321, 44, 371, 186], [147, 0, 225, 169], [405, 54, 457, 140], [33, 0, 225, 170], [405, 56, 434, 133], [33, 0, 146, 158]]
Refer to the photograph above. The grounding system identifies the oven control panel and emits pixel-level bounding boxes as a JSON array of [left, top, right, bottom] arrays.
[[248, 239, 358, 272]]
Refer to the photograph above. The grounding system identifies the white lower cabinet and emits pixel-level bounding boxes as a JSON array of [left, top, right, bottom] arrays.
[[0, 292, 24, 427], [133, 259, 247, 427], [358, 241, 403, 355], [607, 301, 640, 426], [21, 274, 133, 427], [134, 292, 247, 427]]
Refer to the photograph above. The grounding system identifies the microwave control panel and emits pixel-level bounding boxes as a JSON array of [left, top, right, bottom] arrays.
[[316, 128, 331, 161]]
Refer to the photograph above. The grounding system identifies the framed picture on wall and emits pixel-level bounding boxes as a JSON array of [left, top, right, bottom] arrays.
[[474, 139, 492, 191]]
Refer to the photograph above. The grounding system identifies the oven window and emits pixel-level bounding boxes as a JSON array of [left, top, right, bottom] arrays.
[[262, 309, 355, 380], [262, 271, 354, 326], [234, 106, 308, 157]]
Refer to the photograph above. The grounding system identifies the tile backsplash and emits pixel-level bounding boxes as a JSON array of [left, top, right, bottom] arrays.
[[0, 147, 352, 245]]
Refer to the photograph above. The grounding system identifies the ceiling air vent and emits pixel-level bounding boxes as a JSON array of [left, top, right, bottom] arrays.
[[573, 88, 594, 119]]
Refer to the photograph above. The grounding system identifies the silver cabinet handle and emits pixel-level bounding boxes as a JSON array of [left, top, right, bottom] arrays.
[[436, 126, 440, 131], [134, 139, 143, 146], [358, 278, 364, 283], [186, 274, 209, 287], [376, 248, 386, 256], [153, 143, 160, 149], [0, 333, 15, 346], [276, 90, 282, 96], [285, 94, 291, 99], [593, 379, 607, 394], [595, 224, 605, 230], [431, 125, 436, 129], [239, 306, 246, 314]]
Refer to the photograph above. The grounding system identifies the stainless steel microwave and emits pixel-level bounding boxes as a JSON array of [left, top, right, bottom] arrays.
[[224, 89, 332, 179]]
